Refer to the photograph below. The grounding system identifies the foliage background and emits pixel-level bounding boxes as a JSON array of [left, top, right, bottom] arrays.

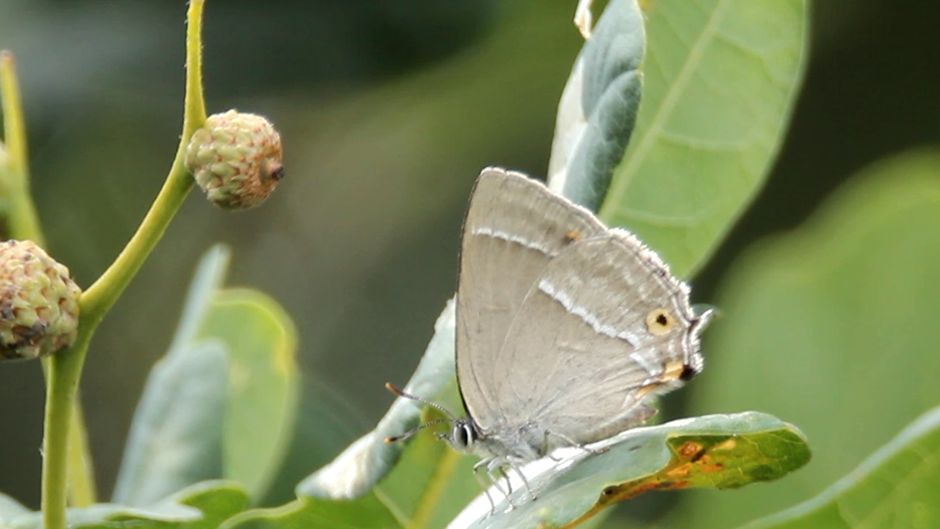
[[0, 0, 938, 527]]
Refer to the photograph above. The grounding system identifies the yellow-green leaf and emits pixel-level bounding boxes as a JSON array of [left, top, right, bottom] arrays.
[[600, 0, 808, 277]]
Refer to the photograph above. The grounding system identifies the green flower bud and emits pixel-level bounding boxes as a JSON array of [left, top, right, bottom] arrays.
[[185, 110, 285, 210], [0, 240, 82, 361]]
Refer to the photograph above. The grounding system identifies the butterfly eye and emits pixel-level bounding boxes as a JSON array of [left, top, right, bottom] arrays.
[[452, 422, 474, 450], [645, 308, 676, 335]]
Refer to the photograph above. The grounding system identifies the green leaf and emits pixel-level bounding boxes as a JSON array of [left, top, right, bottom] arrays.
[[737, 406, 940, 529], [672, 149, 940, 528], [0, 481, 248, 529], [113, 246, 233, 506], [599, 0, 808, 277], [222, 493, 398, 529], [451, 412, 808, 529], [114, 245, 300, 505], [111, 341, 229, 506], [199, 288, 300, 500], [170, 244, 233, 350], [547, 0, 644, 211], [229, 413, 807, 529]]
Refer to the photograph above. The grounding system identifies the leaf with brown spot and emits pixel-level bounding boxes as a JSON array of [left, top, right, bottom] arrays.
[[448, 411, 810, 529]]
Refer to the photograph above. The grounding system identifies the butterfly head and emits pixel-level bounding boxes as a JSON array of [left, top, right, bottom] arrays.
[[442, 418, 480, 454], [383, 382, 471, 445]]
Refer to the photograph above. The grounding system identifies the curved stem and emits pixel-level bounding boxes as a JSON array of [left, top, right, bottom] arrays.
[[0, 51, 43, 242], [80, 0, 206, 321], [41, 3, 207, 528]]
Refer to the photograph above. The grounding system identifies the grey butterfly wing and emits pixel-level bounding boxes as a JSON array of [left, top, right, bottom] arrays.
[[456, 168, 607, 425], [489, 231, 708, 447]]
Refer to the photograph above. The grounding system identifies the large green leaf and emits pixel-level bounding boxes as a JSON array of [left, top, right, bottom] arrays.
[[599, 0, 807, 277], [453, 413, 808, 529], [672, 149, 940, 528], [199, 288, 300, 501], [737, 406, 940, 529], [112, 246, 232, 505], [0, 481, 248, 529]]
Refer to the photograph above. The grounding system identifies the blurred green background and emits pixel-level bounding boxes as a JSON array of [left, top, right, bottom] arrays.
[[1, 0, 939, 526]]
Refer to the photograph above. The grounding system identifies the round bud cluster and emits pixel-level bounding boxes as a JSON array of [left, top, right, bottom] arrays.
[[185, 110, 285, 210], [0, 240, 82, 361]]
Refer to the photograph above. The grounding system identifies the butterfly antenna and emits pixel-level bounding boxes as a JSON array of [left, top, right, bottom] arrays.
[[384, 382, 463, 444], [384, 382, 461, 421], [384, 417, 454, 443]]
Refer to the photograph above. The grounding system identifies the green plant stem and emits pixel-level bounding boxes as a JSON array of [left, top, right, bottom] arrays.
[[0, 50, 44, 247], [40, 332, 92, 529], [1, 51, 29, 178], [41, 2, 207, 528], [81, 0, 206, 321], [66, 405, 97, 506]]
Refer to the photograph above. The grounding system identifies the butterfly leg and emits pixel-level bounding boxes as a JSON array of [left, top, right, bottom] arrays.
[[495, 465, 514, 498], [483, 459, 519, 509], [472, 459, 498, 514], [505, 458, 536, 502]]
